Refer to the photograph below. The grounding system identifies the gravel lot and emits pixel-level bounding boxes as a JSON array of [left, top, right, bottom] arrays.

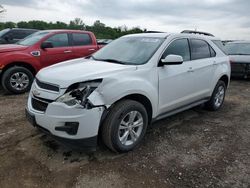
[[0, 80, 250, 188]]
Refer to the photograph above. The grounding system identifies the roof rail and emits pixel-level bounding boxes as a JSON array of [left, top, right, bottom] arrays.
[[181, 30, 214, 37], [145, 31, 164, 33]]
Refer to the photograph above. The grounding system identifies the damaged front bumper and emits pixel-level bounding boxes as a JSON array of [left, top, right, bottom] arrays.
[[26, 91, 105, 150]]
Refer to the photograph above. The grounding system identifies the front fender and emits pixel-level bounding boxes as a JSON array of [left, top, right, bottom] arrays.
[[88, 70, 158, 117], [1, 52, 41, 72]]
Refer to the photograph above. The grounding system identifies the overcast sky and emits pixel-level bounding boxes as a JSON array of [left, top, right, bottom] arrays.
[[1, 0, 250, 40]]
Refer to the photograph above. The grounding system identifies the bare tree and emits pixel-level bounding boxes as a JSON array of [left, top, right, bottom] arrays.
[[0, 5, 6, 14], [73, 18, 84, 26], [69, 18, 85, 30]]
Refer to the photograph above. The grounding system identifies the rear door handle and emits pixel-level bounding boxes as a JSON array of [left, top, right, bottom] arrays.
[[187, 67, 194, 72], [64, 50, 72, 53], [88, 48, 96, 51]]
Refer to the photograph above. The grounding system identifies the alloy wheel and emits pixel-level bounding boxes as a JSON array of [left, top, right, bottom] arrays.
[[214, 85, 225, 108], [10, 72, 30, 91], [118, 111, 144, 146]]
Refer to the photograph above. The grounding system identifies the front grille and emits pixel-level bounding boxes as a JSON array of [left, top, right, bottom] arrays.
[[31, 97, 52, 112], [36, 79, 60, 92]]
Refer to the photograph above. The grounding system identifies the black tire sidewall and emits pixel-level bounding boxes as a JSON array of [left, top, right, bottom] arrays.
[[2, 67, 34, 94], [109, 101, 148, 152]]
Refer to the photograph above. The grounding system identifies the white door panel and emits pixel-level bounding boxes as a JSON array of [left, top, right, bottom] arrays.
[[190, 58, 216, 99], [158, 62, 196, 114]]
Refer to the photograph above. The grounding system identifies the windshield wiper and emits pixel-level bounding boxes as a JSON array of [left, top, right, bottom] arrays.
[[85, 55, 96, 60], [229, 53, 250, 55], [94, 58, 126, 64]]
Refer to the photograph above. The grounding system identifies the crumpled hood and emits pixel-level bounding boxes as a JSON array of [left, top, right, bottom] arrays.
[[229, 55, 250, 63], [36, 58, 137, 88], [0, 44, 28, 53]]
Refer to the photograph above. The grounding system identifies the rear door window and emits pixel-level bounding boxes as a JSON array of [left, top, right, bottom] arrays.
[[190, 39, 211, 60], [72, 33, 92, 46]]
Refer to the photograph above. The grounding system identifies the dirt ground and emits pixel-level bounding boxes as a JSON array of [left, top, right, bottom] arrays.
[[0, 80, 250, 188]]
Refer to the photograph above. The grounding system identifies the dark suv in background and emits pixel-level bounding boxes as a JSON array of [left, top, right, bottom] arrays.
[[0, 28, 38, 44], [225, 41, 250, 79]]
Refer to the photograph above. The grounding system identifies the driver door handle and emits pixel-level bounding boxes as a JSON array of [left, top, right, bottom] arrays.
[[187, 67, 194, 73], [64, 50, 72, 53]]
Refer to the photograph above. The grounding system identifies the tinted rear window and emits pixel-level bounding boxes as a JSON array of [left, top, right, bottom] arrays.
[[72, 33, 92, 46]]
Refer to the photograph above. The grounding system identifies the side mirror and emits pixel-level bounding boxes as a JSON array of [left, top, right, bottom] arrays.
[[160, 55, 184, 65], [41, 41, 53, 49]]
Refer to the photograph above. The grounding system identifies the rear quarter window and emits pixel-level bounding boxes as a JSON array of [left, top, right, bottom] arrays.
[[212, 40, 227, 54], [210, 46, 216, 57]]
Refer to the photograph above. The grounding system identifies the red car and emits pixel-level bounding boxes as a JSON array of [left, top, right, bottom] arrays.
[[0, 30, 102, 94]]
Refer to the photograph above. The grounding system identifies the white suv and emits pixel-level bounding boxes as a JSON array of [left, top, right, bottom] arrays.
[[26, 31, 230, 152]]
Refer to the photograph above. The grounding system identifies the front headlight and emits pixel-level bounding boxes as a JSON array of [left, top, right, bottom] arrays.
[[56, 79, 102, 107]]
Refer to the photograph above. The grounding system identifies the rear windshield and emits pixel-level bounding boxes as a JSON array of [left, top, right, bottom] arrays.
[[224, 43, 250, 55]]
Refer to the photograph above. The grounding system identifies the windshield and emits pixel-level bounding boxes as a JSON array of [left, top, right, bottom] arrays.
[[225, 43, 250, 55], [92, 37, 164, 65], [0, 29, 10, 37], [17, 31, 49, 46]]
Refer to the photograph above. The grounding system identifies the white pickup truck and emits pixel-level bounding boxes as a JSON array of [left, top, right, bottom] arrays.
[[26, 31, 231, 153]]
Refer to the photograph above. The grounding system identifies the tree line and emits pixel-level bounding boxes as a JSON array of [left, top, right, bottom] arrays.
[[0, 18, 146, 39]]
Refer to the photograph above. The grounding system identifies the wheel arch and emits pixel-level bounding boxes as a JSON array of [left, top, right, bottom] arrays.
[[121, 94, 153, 124], [219, 75, 229, 88], [1, 62, 37, 76], [98, 93, 153, 138]]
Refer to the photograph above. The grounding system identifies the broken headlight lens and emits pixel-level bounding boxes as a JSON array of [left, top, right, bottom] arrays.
[[56, 80, 102, 107]]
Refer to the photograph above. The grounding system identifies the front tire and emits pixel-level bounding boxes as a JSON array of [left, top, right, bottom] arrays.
[[1, 66, 34, 94], [205, 80, 226, 111], [101, 100, 148, 153]]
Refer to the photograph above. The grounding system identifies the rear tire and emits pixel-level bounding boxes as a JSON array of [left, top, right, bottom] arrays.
[[101, 100, 148, 153], [1, 66, 34, 94], [205, 80, 226, 111]]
